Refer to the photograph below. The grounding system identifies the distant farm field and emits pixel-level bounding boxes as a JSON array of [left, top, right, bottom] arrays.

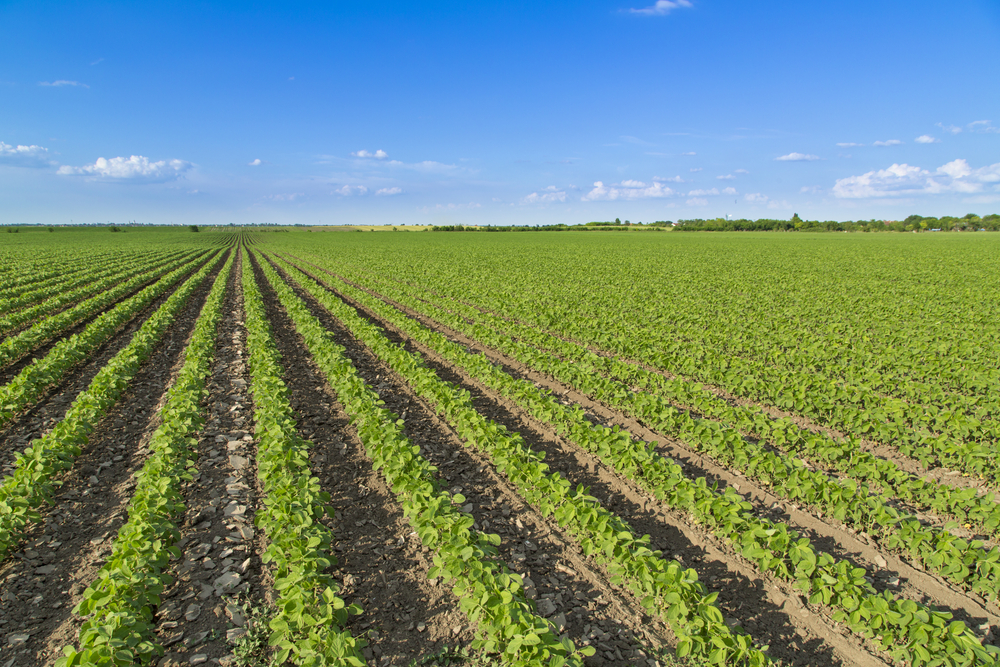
[[2, 227, 999, 667]]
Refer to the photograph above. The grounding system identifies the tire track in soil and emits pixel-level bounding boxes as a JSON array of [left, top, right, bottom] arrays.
[[0, 253, 218, 470], [293, 256, 1000, 646], [252, 256, 476, 667], [256, 254, 676, 667], [153, 252, 264, 667], [0, 254, 227, 667]]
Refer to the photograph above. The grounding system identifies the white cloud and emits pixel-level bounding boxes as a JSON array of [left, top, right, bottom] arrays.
[[722, 187, 737, 195], [387, 159, 457, 173], [937, 123, 962, 134], [686, 197, 707, 206], [767, 199, 792, 210], [523, 187, 567, 204], [582, 180, 674, 201], [375, 187, 403, 196], [800, 185, 822, 194], [57, 155, 192, 181], [837, 142, 864, 147], [334, 185, 368, 196], [352, 149, 388, 159], [681, 151, 697, 156], [248, 158, 262, 166], [744, 193, 768, 203], [654, 175, 685, 183], [689, 167, 702, 172], [914, 135, 939, 144], [776, 152, 820, 162], [716, 174, 735, 180], [873, 139, 903, 147], [735, 169, 749, 174], [267, 193, 304, 202], [0, 141, 54, 168], [421, 202, 482, 213], [832, 159, 1000, 199], [629, 0, 692, 15], [969, 120, 998, 134], [38, 80, 88, 88], [687, 188, 718, 196]]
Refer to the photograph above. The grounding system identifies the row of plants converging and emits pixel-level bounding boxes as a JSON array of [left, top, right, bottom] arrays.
[[251, 251, 592, 667], [241, 249, 368, 666], [0, 249, 191, 337], [260, 251, 768, 666], [0, 254, 120, 302], [0, 252, 216, 431], [56, 251, 236, 667], [0, 250, 224, 561], [275, 251, 1000, 667], [319, 240, 1000, 486], [309, 256, 1000, 598], [0, 249, 207, 370], [406, 276, 1000, 485]]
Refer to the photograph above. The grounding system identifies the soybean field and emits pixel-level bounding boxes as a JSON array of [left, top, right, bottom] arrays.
[[1, 227, 999, 667]]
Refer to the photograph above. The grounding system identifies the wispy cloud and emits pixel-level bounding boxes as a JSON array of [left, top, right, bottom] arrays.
[[90, 58, 104, 66], [775, 152, 820, 162], [420, 202, 482, 213], [914, 135, 939, 144], [334, 184, 368, 196], [38, 80, 89, 88], [735, 169, 749, 174], [937, 123, 962, 134], [57, 155, 192, 182], [800, 185, 822, 194], [629, 0, 692, 16], [681, 151, 696, 156], [873, 139, 902, 147], [248, 158, 262, 166], [833, 159, 1000, 198], [523, 186, 567, 204], [716, 174, 735, 180], [744, 193, 768, 203], [0, 141, 55, 168], [686, 197, 707, 206], [654, 175, 685, 183], [352, 149, 388, 159], [267, 193, 304, 202], [582, 180, 674, 201], [688, 188, 718, 196], [721, 187, 737, 195], [969, 120, 998, 134], [837, 142, 864, 147], [375, 187, 403, 196], [689, 167, 702, 172]]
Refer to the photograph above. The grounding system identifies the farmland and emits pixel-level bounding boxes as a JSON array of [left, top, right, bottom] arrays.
[[1, 228, 999, 667]]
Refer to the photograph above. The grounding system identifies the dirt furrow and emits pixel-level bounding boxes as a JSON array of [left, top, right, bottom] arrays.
[[151, 252, 264, 667], [0, 255, 225, 666]]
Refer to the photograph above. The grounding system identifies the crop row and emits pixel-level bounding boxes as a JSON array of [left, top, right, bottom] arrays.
[[314, 257, 1000, 540], [0, 252, 217, 430], [56, 252, 235, 667], [252, 252, 590, 667], [240, 249, 368, 666], [278, 252, 1000, 667], [0, 251, 224, 561], [0, 250, 208, 370], [0, 255, 117, 301], [0, 250, 190, 337]]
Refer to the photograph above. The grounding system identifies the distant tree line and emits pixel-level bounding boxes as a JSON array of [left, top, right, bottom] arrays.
[[672, 213, 999, 232], [431, 213, 999, 233]]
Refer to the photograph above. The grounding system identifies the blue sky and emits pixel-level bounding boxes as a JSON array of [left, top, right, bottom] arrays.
[[2, 0, 998, 226]]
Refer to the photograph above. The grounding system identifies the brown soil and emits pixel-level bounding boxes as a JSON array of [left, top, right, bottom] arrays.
[[0, 254, 226, 666]]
